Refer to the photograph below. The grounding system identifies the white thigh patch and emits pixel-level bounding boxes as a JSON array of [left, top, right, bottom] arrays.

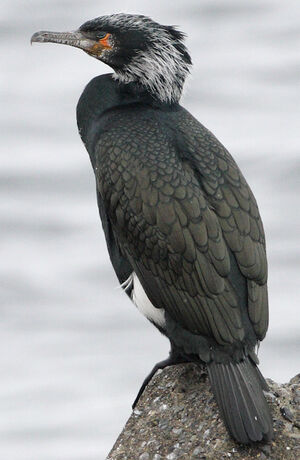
[[132, 272, 166, 328]]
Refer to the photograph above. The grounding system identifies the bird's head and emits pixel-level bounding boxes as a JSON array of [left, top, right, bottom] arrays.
[[31, 13, 192, 104]]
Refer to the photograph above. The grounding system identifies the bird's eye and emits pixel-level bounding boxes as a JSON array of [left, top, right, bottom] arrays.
[[97, 32, 109, 40]]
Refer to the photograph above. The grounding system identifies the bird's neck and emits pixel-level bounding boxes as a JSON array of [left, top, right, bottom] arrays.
[[116, 80, 175, 108], [76, 74, 174, 153], [113, 70, 184, 105]]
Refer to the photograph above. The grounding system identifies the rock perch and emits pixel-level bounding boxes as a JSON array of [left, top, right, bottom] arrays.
[[107, 364, 299, 459]]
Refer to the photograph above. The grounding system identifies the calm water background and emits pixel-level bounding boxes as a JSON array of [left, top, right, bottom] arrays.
[[1, 0, 299, 458]]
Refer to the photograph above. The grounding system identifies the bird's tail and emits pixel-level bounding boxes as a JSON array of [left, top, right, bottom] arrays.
[[207, 357, 273, 443]]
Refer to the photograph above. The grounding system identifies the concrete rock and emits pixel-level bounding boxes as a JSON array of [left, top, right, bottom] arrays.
[[107, 364, 299, 460]]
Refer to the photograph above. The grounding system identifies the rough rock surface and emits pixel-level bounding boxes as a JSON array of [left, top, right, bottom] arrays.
[[107, 364, 299, 460]]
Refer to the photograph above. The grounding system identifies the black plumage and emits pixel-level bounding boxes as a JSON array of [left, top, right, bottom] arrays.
[[32, 13, 273, 443]]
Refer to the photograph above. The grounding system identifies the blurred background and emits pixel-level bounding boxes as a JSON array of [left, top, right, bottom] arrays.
[[0, 0, 299, 458]]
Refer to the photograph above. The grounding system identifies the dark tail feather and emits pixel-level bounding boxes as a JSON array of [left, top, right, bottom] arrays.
[[207, 358, 273, 443], [251, 361, 270, 391]]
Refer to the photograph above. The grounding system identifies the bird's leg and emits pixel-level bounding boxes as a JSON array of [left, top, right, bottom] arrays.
[[132, 349, 189, 409]]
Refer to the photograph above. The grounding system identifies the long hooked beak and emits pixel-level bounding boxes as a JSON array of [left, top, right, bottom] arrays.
[[31, 30, 96, 52]]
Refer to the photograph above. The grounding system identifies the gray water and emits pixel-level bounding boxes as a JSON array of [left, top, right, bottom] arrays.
[[1, 0, 299, 458]]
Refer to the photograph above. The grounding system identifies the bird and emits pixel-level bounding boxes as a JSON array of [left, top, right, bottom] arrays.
[[31, 13, 273, 444]]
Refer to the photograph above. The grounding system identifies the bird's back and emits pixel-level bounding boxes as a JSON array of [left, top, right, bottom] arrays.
[[77, 74, 268, 351]]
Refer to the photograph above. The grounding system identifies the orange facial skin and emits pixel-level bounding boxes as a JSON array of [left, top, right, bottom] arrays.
[[89, 33, 112, 55], [99, 33, 112, 49]]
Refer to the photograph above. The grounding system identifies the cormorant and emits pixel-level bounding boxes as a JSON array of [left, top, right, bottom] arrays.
[[31, 14, 273, 444]]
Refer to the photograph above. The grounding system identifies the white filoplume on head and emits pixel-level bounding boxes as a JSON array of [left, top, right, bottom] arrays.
[[109, 14, 192, 103]]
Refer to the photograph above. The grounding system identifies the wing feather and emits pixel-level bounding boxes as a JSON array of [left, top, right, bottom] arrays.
[[175, 111, 269, 338], [95, 110, 268, 344]]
